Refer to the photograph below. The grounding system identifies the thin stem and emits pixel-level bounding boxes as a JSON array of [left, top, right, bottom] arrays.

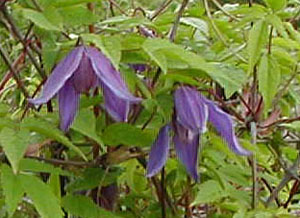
[[151, 68, 162, 88], [161, 167, 166, 218], [272, 66, 298, 108], [268, 26, 273, 54], [266, 152, 300, 206], [0, 44, 29, 98], [283, 180, 300, 208], [87, 3, 95, 33], [203, 0, 247, 63], [150, 0, 173, 21], [31, 0, 42, 11], [260, 177, 280, 207], [185, 177, 192, 217], [0, 52, 25, 92], [169, 0, 189, 42], [1, 6, 46, 79], [106, 0, 128, 16], [211, 0, 239, 21], [250, 122, 258, 209]]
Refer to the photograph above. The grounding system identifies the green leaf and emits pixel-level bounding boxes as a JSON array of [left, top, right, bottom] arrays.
[[265, 14, 288, 39], [99, 16, 153, 28], [247, 20, 268, 72], [19, 159, 72, 176], [180, 17, 208, 34], [284, 22, 300, 44], [20, 174, 63, 218], [258, 53, 281, 111], [142, 38, 210, 74], [206, 63, 247, 98], [81, 34, 121, 69], [72, 109, 103, 147], [192, 180, 226, 205], [62, 195, 120, 218], [21, 9, 61, 31], [50, 0, 101, 7], [0, 128, 30, 173], [1, 165, 24, 217], [59, 5, 99, 26], [66, 167, 121, 192], [43, 6, 63, 30], [102, 123, 154, 147], [48, 173, 61, 199], [263, 0, 286, 11], [21, 118, 87, 161]]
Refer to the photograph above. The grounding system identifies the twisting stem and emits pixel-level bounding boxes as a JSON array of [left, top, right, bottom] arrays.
[[169, 0, 189, 42], [151, 0, 173, 21], [0, 52, 25, 92], [1, 6, 46, 79], [0, 44, 29, 98], [266, 152, 300, 206], [106, 0, 128, 16], [250, 122, 258, 209]]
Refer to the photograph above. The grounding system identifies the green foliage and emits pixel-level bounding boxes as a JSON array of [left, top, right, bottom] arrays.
[[20, 174, 64, 218], [62, 195, 120, 218], [21, 117, 87, 160], [258, 53, 281, 112], [247, 19, 268, 72], [102, 123, 154, 147], [0, 0, 300, 217], [0, 128, 30, 173], [1, 165, 24, 217]]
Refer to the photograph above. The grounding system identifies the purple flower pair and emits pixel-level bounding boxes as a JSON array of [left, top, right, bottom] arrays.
[[29, 46, 141, 131], [146, 86, 251, 181]]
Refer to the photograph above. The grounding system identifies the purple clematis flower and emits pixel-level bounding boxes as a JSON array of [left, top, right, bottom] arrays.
[[146, 86, 251, 181], [29, 45, 141, 131]]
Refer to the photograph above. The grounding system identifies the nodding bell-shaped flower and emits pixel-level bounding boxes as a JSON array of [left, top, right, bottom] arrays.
[[146, 86, 251, 181], [28, 46, 141, 131]]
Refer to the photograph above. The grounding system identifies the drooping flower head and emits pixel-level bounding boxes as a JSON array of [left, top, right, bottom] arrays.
[[146, 86, 251, 181], [29, 46, 141, 131]]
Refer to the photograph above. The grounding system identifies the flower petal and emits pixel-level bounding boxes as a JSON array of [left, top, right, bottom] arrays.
[[174, 86, 208, 133], [58, 79, 80, 131], [174, 125, 199, 181], [204, 97, 252, 156], [72, 49, 98, 93], [29, 46, 84, 105], [146, 125, 170, 178], [87, 47, 141, 103], [102, 83, 130, 122]]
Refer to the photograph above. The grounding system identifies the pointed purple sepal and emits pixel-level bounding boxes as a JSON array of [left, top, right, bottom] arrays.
[[72, 51, 98, 93], [102, 83, 130, 122], [87, 47, 142, 103], [146, 125, 170, 178], [204, 97, 252, 156], [174, 86, 208, 133], [29, 46, 84, 105], [58, 79, 80, 131], [174, 124, 199, 181]]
